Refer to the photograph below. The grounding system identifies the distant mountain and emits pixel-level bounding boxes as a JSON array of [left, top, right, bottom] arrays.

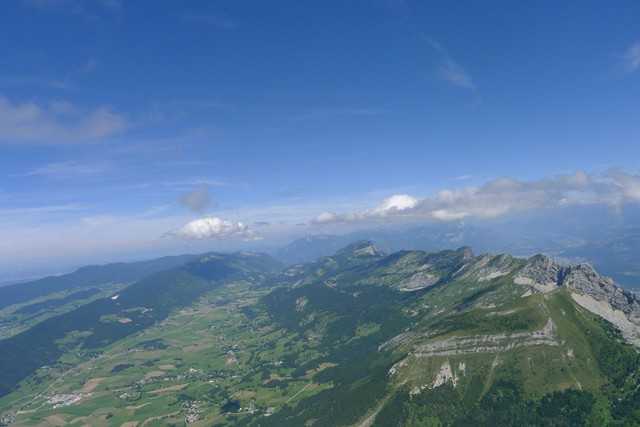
[[273, 234, 357, 265], [0, 280, 25, 288], [273, 209, 640, 290], [273, 224, 530, 267], [0, 254, 201, 311]]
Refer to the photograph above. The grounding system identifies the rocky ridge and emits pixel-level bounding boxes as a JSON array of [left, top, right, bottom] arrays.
[[512, 254, 640, 344]]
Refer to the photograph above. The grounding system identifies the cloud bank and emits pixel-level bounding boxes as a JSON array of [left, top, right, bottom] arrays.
[[313, 171, 640, 225], [313, 193, 418, 224]]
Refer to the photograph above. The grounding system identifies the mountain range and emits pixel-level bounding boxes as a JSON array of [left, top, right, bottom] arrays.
[[0, 242, 639, 425], [274, 212, 640, 291]]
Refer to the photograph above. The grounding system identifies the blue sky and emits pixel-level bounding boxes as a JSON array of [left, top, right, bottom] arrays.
[[1, 0, 640, 278]]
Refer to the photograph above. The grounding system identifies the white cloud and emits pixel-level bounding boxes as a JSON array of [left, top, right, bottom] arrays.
[[609, 170, 640, 200], [0, 95, 126, 144], [313, 194, 418, 225], [24, 0, 123, 16], [0, 203, 85, 217], [294, 107, 385, 121], [427, 38, 475, 90], [430, 209, 469, 221], [164, 178, 229, 189], [17, 161, 109, 177], [311, 171, 640, 225], [373, 194, 418, 214], [4, 170, 640, 279], [313, 211, 340, 224], [81, 215, 117, 227], [624, 42, 640, 73], [171, 217, 260, 241], [454, 174, 473, 181], [439, 58, 475, 89]]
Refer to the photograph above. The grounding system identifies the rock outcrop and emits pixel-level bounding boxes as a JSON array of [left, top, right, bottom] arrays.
[[413, 318, 559, 357], [514, 254, 565, 293], [515, 255, 640, 345]]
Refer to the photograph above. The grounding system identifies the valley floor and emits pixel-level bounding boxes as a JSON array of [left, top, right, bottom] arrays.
[[0, 282, 330, 426]]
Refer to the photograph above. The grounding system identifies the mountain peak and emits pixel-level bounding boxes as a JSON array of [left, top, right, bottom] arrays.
[[336, 240, 385, 258], [516, 255, 618, 296], [456, 246, 474, 260], [514, 254, 563, 292]]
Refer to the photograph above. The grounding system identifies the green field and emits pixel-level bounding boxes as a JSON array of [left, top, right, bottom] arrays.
[[0, 281, 334, 426]]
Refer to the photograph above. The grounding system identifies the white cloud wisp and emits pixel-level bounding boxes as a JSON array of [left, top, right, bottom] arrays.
[[624, 41, 640, 73], [0, 95, 126, 144]]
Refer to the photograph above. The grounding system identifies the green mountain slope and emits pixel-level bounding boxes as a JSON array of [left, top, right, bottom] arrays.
[[0, 252, 281, 398], [257, 243, 640, 426], [1, 243, 639, 426], [0, 254, 200, 311]]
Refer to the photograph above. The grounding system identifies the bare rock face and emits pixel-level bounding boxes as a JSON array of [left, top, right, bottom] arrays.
[[563, 263, 614, 296], [562, 263, 640, 344], [397, 270, 439, 292], [413, 318, 559, 357], [563, 264, 640, 322], [459, 253, 517, 282], [515, 254, 640, 344], [514, 255, 564, 292], [336, 240, 385, 259], [353, 243, 384, 258]]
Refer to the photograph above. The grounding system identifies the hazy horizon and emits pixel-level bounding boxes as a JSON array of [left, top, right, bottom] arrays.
[[2, 0, 639, 281]]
